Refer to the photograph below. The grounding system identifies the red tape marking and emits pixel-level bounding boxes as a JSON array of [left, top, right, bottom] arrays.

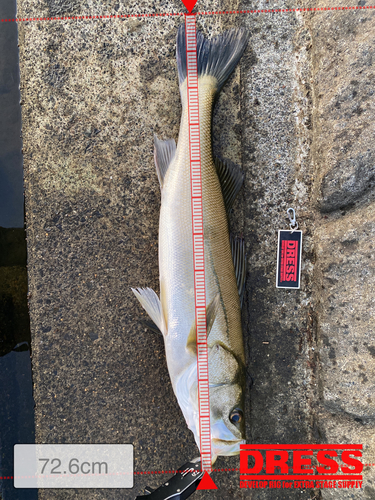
[[185, 13, 212, 473], [2, 5, 375, 23]]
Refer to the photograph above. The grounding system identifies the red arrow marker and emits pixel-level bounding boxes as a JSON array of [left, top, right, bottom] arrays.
[[181, 0, 198, 13], [196, 471, 218, 490]]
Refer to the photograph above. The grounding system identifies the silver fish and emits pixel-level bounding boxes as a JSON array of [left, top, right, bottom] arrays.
[[132, 24, 249, 464]]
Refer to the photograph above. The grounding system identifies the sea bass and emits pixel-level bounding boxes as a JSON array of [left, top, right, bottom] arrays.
[[132, 23, 249, 464]]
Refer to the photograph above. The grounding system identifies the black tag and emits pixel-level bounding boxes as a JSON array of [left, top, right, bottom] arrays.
[[276, 230, 302, 289]]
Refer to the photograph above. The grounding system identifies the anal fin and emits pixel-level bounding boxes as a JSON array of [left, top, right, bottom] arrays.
[[154, 135, 176, 190], [141, 319, 163, 336]]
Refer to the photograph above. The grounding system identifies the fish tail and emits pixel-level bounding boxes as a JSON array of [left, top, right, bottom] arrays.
[[176, 23, 249, 93]]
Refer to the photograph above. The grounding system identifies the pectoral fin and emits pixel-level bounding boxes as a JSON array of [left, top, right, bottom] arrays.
[[131, 287, 166, 336], [186, 293, 220, 354]]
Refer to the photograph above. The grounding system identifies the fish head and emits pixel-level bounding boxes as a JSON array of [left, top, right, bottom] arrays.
[[177, 343, 246, 464], [208, 342, 246, 463], [209, 382, 246, 463]]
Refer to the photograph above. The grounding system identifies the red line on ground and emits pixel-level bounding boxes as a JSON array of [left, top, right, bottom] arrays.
[[133, 467, 240, 475], [241, 444, 363, 449], [241, 475, 363, 480], [2, 464, 374, 478], [135, 464, 371, 475], [131, 461, 375, 475], [1, 5, 374, 23]]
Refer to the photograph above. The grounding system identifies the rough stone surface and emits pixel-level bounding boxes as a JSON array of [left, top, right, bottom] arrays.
[[315, 204, 375, 420], [17, 0, 375, 498], [314, 206, 375, 499], [308, 3, 375, 213], [305, 5, 375, 498]]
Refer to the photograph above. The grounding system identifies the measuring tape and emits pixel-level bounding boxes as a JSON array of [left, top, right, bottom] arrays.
[[185, 14, 212, 473]]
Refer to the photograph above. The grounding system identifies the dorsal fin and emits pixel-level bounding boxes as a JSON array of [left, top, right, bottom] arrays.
[[154, 135, 176, 189], [230, 235, 246, 308], [186, 293, 220, 354], [214, 157, 244, 213]]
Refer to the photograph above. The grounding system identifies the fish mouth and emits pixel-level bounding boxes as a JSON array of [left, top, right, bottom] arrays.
[[211, 438, 246, 464], [211, 438, 245, 454], [212, 438, 243, 445]]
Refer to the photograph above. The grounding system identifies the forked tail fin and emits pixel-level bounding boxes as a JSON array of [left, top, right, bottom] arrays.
[[176, 23, 249, 92]]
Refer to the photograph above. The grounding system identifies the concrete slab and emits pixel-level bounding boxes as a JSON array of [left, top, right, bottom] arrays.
[[17, 0, 375, 498]]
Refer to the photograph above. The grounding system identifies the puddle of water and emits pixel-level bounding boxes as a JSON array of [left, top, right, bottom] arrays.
[[0, 0, 38, 498]]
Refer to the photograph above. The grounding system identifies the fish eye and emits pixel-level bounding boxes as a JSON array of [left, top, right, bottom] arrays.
[[229, 408, 243, 424]]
